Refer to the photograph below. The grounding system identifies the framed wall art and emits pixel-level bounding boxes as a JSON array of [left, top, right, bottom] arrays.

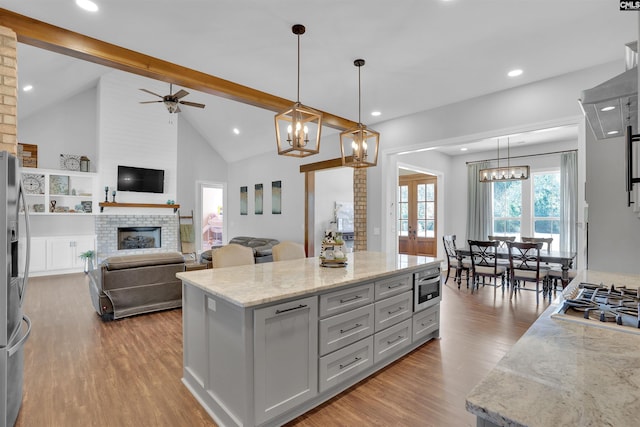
[[272, 180, 282, 214], [240, 186, 248, 215], [255, 184, 263, 215]]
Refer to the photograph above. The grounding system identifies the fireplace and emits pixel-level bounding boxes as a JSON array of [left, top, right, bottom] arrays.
[[118, 227, 161, 250]]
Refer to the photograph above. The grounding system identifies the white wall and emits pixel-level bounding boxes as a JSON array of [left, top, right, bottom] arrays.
[[369, 61, 621, 258], [315, 167, 353, 254], [177, 116, 227, 214], [97, 70, 178, 207], [18, 87, 97, 171], [586, 132, 640, 273]]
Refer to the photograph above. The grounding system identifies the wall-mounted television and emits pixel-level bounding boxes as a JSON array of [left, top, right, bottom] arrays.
[[117, 165, 165, 194]]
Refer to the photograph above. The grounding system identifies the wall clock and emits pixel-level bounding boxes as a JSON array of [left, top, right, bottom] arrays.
[[60, 154, 81, 171], [22, 173, 45, 194]]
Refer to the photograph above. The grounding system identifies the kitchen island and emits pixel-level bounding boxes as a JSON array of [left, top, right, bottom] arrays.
[[466, 270, 640, 427], [177, 251, 440, 427]]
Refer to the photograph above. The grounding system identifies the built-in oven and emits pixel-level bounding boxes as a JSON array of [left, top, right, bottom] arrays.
[[414, 266, 442, 312]]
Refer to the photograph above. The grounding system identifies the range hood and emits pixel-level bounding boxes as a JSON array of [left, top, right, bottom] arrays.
[[579, 42, 638, 140]]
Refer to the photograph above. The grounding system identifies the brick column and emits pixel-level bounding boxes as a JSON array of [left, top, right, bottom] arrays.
[[353, 167, 367, 251], [0, 26, 17, 155]]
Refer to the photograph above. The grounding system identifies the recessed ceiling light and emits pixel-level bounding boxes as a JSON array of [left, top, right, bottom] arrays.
[[507, 69, 523, 78], [607, 130, 619, 135], [371, 111, 381, 117], [233, 128, 240, 135], [22, 85, 33, 92], [76, 0, 99, 12], [600, 106, 616, 112], [460, 147, 468, 151]]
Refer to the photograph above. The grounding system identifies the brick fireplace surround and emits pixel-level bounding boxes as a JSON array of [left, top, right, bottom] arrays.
[[95, 215, 179, 263]]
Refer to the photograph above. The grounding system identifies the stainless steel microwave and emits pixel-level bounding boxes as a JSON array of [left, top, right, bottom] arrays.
[[414, 266, 442, 312]]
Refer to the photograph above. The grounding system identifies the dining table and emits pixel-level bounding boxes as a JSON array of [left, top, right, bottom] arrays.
[[455, 246, 577, 287]]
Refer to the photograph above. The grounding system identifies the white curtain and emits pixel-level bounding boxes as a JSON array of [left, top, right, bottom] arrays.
[[466, 162, 491, 243], [560, 152, 577, 255]]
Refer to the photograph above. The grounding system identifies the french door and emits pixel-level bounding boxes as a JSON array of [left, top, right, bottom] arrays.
[[398, 173, 437, 256]]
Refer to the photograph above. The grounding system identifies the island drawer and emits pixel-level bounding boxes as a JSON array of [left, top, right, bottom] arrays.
[[319, 282, 374, 318], [373, 290, 413, 333], [373, 318, 412, 364], [374, 274, 412, 300], [319, 336, 374, 393], [319, 303, 374, 356], [412, 304, 439, 342]]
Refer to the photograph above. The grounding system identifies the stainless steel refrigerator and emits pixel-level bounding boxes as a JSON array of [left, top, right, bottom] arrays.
[[0, 151, 31, 427]]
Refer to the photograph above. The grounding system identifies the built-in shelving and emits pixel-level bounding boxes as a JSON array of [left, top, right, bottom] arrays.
[[21, 167, 98, 215]]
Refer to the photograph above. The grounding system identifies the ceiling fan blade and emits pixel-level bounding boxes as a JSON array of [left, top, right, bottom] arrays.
[[179, 101, 206, 109], [139, 100, 163, 104], [173, 89, 189, 99], [139, 88, 163, 98]]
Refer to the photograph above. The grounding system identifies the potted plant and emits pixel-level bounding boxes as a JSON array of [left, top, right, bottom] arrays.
[[79, 250, 95, 273]]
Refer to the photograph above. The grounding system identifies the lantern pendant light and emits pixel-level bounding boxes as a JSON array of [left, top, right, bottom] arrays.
[[478, 137, 530, 182], [274, 24, 322, 157], [340, 59, 380, 168]]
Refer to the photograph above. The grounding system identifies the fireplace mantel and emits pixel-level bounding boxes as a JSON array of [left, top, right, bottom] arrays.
[[99, 202, 180, 213]]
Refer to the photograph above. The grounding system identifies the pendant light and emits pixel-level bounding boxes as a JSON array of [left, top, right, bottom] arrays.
[[479, 137, 529, 182], [274, 24, 322, 157], [340, 59, 380, 168]]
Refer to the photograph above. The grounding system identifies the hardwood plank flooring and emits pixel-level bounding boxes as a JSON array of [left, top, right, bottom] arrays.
[[15, 273, 550, 427]]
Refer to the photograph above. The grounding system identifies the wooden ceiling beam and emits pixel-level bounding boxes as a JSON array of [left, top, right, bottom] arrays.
[[0, 8, 357, 132]]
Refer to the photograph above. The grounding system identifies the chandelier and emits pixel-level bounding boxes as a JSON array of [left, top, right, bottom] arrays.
[[479, 137, 529, 182], [340, 59, 380, 168], [274, 24, 322, 157]]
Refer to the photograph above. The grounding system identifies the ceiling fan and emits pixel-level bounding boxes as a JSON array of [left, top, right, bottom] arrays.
[[139, 83, 205, 113]]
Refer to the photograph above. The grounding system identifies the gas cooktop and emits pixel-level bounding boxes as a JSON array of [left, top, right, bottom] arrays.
[[551, 282, 640, 335]]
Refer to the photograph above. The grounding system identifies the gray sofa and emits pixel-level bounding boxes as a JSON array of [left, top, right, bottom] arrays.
[[200, 236, 279, 266], [88, 252, 185, 321]]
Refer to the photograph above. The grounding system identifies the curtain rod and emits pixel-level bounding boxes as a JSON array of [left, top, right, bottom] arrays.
[[465, 148, 577, 165]]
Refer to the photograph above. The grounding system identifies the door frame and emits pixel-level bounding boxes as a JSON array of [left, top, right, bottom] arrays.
[[398, 172, 438, 256], [195, 180, 227, 254], [392, 162, 445, 259]]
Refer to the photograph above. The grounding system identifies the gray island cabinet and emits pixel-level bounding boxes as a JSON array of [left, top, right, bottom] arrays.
[[177, 251, 440, 427]]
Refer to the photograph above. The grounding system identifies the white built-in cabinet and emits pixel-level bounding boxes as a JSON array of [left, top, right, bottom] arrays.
[[19, 235, 97, 276], [253, 296, 318, 424]]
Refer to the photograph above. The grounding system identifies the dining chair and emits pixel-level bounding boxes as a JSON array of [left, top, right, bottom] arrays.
[[507, 241, 549, 305], [272, 241, 306, 261], [521, 237, 553, 252], [521, 237, 571, 292], [212, 243, 255, 268], [442, 235, 471, 288], [467, 240, 506, 295], [488, 235, 516, 283]]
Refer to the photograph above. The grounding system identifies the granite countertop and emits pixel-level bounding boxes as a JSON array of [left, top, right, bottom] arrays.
[[466, 270, 640, 427], [177, 251, 439, 308]]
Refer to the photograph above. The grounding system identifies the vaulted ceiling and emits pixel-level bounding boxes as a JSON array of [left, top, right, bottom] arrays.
[[5, 1, 637, 162]]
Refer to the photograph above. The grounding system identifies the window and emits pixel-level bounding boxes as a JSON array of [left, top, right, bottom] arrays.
[[417, 182, 436, 238], [532, 171, 560, 250], [492, 180, 522, 239], [398, 184, 409, 236], [490, 169, 560, 251]]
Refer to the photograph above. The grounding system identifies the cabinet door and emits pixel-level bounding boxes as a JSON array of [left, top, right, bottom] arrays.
[[72, 236, 96, 268], [47, 239, 75, 270], [18, 237, 47, 274], [254, 296, 318, 424]]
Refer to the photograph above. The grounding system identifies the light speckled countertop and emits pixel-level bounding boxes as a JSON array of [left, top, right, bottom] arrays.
[[466, 270, 640, 427], [177, 251, 439, 307]]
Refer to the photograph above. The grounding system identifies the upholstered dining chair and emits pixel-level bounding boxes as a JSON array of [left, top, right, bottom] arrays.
[[521, 237, 572, 293], [272, 241, 306, 262], [468, 240, 506, 295], [442, 235, 471, 288], [211, 243, 255, 268], [507, 241, 549, 305]]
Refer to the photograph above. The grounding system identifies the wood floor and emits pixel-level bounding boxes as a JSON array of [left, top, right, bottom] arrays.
[[14, 273, 550, 427]]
